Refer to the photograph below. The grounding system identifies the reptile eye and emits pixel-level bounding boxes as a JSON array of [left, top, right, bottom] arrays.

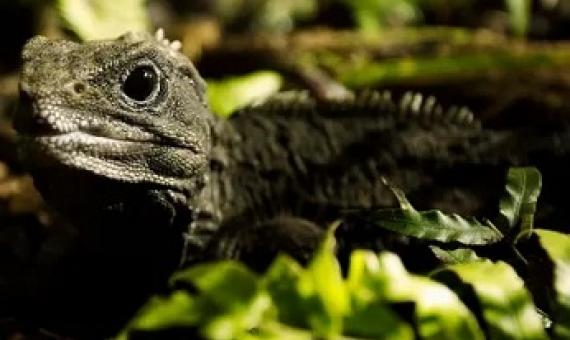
[[122, 65, 159, 102]]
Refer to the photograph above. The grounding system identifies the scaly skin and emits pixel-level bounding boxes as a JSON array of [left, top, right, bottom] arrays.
[[15, 32, 212, 336], [198, 91, 570, 265], [12, 32, 570, 336]]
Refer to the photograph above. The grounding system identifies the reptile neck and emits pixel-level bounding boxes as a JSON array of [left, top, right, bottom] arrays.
[[27, 166, 191, 336]]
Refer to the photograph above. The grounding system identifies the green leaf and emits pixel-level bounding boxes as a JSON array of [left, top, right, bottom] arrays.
[[202, 293, 273, 340], [345, 250, 415, 340], [371, 208, 503, 244], [211, 0, 317, 32], [341, 0, 421, 33], [436, 260, 548, 340], [170, 261, 260, 309], [429, 246, 481, 264], [345, 301, 415, 340], [376, 252, 484, 340], [337, 48, 570, 89], [263, 255, 308, 328], [244, 321, 315, 340], [366, 180, 503, 245], [265, 230, 348, 338], [299, 227, 349, 337], [499, 167, 542, 233], [535, 229, 570, 339], [56, 0, 149, 40], [207, 71, 283, 117], [505, 0, 531, 38], [170, 261, 273, 340], [116, 291, 203, 339]]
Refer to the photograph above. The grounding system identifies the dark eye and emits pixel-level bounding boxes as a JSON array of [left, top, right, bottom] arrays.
[[122, 65, 159, 102]]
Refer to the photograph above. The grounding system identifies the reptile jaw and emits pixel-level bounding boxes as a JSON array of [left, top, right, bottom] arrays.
[[16, 96, 207, 192], [15, 96, 168, 147], [30, 131, 150, 152], [19, 132, 205, 191]]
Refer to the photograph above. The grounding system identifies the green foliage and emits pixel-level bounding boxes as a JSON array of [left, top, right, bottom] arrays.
[[535, 230, 570, 338], [56, 0, 149, 40], [335, 48, 570, 88], [119, 235, 483, 339], [505, 0, 532, 38], [362, 178, 503, 245], [500, 167, 542, 234], [116, 291, 201, 336], [253, 0, 316, 32], [340, 0, 423, 32], [119, 261, 274, 340], [207, 71, 283, 117], [344, 251, 415, 339], [119, 169, 570, 339], [212, 0, 317, 32], [360, 252, 483, 340], [429, 246, 481, 264], [435, 261, 548, 339], [298, 227, 348, 336]]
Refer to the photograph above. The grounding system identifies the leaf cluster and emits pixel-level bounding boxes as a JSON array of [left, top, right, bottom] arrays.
[[119, 168, 570, 339]]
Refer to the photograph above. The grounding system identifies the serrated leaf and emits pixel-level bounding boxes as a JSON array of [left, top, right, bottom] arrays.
[[366, 204, 502, 246], [535, 229, 570, 339], [436, 260, 548, 340], [430, 246, 481, 264], [367, 179, 503, 245], [499, 167, 542, 233], [56, 0, 149, 40]]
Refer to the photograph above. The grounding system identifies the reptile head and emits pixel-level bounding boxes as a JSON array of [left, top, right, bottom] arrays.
[[16, 31, 212, 226]]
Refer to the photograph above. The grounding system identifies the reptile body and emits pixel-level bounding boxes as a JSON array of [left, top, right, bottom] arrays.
[[10, 31, 570, 335]]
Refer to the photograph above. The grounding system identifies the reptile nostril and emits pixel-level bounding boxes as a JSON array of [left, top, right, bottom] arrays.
[[72, 82, 86, 95], [66, 81, 87, 96]]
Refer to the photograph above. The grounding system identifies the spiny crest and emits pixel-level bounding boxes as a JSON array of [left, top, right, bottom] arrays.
[[235, 90, 480, 128], [397, 91, 477, 127], [154, 28, 182, 52]]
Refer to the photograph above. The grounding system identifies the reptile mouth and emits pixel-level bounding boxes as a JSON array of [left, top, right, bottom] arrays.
[[15, 97, 166, 149], [19, 131, 202, 191], [15, 94, 206, 190], [19, 128, 194, 170], [31, 131, 150, 149]]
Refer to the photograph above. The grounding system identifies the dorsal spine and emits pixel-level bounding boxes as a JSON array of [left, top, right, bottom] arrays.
[[234, 90, 479, 128]]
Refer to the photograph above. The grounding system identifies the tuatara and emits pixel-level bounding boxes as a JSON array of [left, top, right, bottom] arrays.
[[11, 30, 570, 336]]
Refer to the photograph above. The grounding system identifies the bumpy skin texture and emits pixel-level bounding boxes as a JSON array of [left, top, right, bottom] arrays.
[[13, 32, 570, 335], [16, 32, 214, 335], [18, 33, 211, 220], [201, 91, 570, 260]]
